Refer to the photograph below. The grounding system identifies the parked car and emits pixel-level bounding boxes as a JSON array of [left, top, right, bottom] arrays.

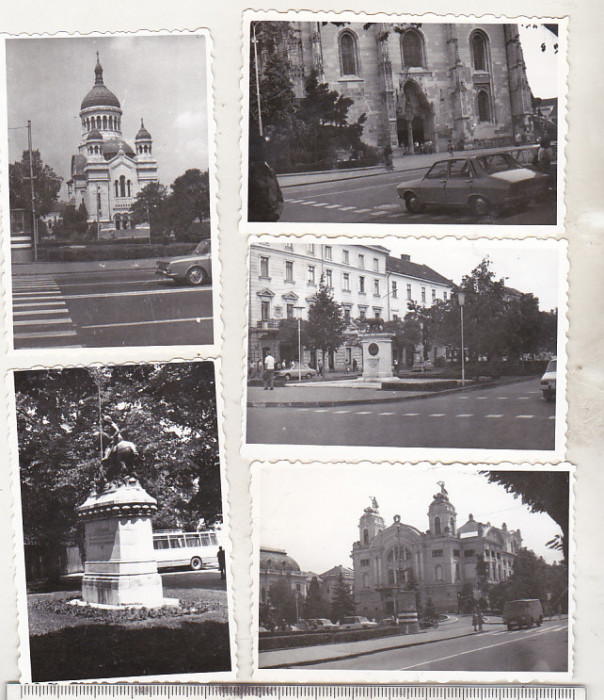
[[540, 358, 557, 402], [339, 616, 377, 630], [396, 152, 549, 217], [275, 362, 318, 381], [306, 618, 338, 631], [156, 240, 212, 286], [502, 599, 543, 630], [378, 617, 398, 626]]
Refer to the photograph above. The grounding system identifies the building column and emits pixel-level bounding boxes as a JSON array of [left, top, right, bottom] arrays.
[[406, 119, 414, 153]]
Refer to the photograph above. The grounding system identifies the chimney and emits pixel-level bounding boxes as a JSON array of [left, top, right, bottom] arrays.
[[400, 254, 411, 262]]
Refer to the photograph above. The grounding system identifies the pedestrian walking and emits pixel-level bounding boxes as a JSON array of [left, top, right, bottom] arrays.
[[217, 546, 226, 580], [472, 611, 478, 631], [263, 352, 275, 390], [352, 358, 358, 372], [448, 139, 454, 157]]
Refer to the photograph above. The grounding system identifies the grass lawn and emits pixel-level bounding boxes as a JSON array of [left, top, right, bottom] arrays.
[[27, 586, 231, 680]]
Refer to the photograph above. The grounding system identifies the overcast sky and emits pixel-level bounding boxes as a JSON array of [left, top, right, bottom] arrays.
[[384, 238, 560, 312], [518, 24, 560, 100], [6, 34, 209, 198], [259, 465, 564, 573]]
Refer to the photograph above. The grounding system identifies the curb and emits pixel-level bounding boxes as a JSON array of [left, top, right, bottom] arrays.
[[279, 164, 425, 189], [247, 376, 540, 409], [261, 629, 483, 669]]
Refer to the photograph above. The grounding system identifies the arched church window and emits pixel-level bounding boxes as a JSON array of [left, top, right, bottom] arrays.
[[402, 30, 424, 68], [103, 116, 107, 130], [339, 31, 359, 76], [127, 180, 132, 197], [477, 89, 491, 122], [119, 175, 126, 198], [471, 31, 489, 72], [363, 528, 369, 546], [435, 564, 444, 581], [434, 516, 441, 535]]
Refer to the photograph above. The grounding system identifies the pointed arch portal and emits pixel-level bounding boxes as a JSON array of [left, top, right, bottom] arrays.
[[396, 80, 434, 153]]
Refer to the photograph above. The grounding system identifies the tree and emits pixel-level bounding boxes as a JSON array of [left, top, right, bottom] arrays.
[[15, 362, 221, 581], [167, 169, 210, 238], [384, 318, 422, 368], [481, 471, 569, 563], [306, 282, 347, 375], [303, 576, 330, 619], [9, 149, 62, 217], [131, 181, 169, 237], [330, 572, 355, 622], [475, 554, 490, 607], [267, 578, 298, 625]]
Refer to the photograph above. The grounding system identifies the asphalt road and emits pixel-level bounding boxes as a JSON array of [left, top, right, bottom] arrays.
[[300, 619, 568, 672], [161, 568, 226, 592], [247, 378, 556, 450], [280, 169, 556, 225], [12, 268, 214, 349]]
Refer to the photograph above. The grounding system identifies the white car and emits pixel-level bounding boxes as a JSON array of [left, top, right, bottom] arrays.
[[275, 363, 318, 381], [339, 616, 377, 630], [540, 358, 556, 402]]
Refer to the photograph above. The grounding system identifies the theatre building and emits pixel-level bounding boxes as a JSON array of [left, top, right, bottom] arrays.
[[351, 485, 522, 616]]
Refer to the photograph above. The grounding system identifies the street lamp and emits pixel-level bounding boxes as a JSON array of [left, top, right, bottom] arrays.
[[294, 306, 304, 381], [96, 185, 101, 242], [457, 292, 466, 386]]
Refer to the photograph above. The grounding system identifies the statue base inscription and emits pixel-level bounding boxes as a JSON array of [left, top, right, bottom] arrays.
[[360, 333, 394, 381], [77, 479, 165, 607]]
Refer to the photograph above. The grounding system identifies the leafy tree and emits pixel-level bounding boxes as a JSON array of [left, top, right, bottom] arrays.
[[475, 554, 490, 603], [384, 318, 422, 367], [15, 362, 221, 581], [303, 576, 330, 619], [166, 169, 210, 238], [481, 471, 569, 562], [131, 181, 169, 237], [458, 583, 476, 614], [267, 578, 298, 625], [9, 149, 62, 217], [306, 282, 347, 375], [330, 572, 355, 622]]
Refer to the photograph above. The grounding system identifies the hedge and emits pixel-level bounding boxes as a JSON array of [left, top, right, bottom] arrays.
[[39, 243, 195, 263], [259, 625, 404, 651]]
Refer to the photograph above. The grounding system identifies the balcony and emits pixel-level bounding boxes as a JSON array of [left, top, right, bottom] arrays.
[[255, 319, 280, 331]]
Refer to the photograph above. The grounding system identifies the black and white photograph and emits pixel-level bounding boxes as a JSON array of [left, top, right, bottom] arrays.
[[256, 464, 570, 675], [245, 16, 564, 228], [12, 361, 232, 681], [245, 237, 565, 456], [5, 32, 217, 350]]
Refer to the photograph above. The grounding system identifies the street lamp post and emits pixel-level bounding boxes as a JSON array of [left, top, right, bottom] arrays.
[[294, 306, 304, 381], [26, 120, 39, 262], [251, 22, 264, 138], [458, 292, 466, 386], [96, 185, 101, 242]]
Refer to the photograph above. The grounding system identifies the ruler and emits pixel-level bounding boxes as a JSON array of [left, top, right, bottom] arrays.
[[7, 686, 586, 700]]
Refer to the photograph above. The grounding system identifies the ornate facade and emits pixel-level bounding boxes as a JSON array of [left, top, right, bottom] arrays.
[[286, 22, 535, 152], [351, 485, 522, 616], [67, 54, 158, 233]]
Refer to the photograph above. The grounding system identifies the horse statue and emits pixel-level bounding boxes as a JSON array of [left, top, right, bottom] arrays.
[[96, 415, 139, 491]]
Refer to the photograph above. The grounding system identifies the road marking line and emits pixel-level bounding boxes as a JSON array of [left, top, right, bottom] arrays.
[[516, 415, 535, 419], [13, 309, 70, 316], [13, 301, 65, 308], [379, 412, 396, 416], [456, 414, 473, 418], [324, 204, 342, 209], [302, 201, 317, 205], [396, 624, 567, 670], [428, 413, 445, 417], [477, 396, 488, 400], [457, 396, 469, 400], [497, 396, 509, 400], [14, 330, 79, 339], [356, 411, 372, 415], [311, 202, 329, 207], [313, 409, 329, 413], [13, 292, 62, 299], [81, 316, 213, 330], [403, 412, 420, 417], [333, 410, 351, 414], [55, 287, 211, 302], [338, 206, 356, 211], [354, 208, 371, 213], [517, 396, 530, 400], [486, 414, 504, 418], [14, 317, 75, 326], [369, 211, 384, 216], [528, 391, 540, 394], [549, 415, 556, 420]]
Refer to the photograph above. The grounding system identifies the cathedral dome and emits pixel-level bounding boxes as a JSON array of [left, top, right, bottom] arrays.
[[80, 54, 121, 111], [259, 548, 301, 572], [102, 138, 135, 160], [135, 119, 152, 140], [86, 129, 103, 142]]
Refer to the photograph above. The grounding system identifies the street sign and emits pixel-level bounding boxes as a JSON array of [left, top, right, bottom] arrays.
[[7, 686, 585, 700]]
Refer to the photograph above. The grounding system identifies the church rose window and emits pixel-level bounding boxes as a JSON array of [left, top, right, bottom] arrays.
[[339, 31, 359, 76], [402, 30, 424, 68]]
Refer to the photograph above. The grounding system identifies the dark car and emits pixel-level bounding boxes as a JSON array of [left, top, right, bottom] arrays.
[[156, 240, 212, 286], [396, 153, 549, 217]]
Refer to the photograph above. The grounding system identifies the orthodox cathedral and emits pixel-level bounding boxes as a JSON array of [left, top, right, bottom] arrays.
[[351, 484, 522, 616], [280, 22, 536, 152], [67, 54, 158, 233]]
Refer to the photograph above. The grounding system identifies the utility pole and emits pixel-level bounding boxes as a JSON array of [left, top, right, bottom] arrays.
[[252, 22, 264, 137], [27, 120, 39, 262]]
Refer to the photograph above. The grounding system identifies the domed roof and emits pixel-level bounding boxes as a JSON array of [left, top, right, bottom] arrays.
[[102, 138, 135, 160], [81, 54, 121, 111], [86, 129, 103, 142], [259, 547, 301, 572], [135, 118, 152, 140]]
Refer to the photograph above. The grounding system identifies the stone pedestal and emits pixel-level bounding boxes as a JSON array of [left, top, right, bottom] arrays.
[[360, 333, 394, 381], [77, 479, 165, 607]]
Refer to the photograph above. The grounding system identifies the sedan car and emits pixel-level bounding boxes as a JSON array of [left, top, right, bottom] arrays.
[[396, 152, 549, 217], [339, 616, 378, 630], [540, 358, 556, 402], [156, 240, 212, 286], [275, 363, 318, 381]]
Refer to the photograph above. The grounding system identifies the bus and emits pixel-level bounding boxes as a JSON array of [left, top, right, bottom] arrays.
[[152, 530, 223, 571]]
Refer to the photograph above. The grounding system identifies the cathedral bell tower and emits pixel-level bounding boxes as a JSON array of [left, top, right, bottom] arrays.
[[359, 497, 385, 547], [428, 481, 457, 536]]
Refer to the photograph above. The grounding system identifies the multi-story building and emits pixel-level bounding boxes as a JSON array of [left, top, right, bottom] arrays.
[[319, 564, 354, 605], [262, 22, 536, 152], [351, 485, 522, 616], [248, 240, 453, 369], [259, 547, 318, 607]]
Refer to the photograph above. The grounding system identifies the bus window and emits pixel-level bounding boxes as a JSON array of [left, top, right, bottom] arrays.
[[209, 533, 218, 545], [154, 537, 169, 550], [169, 536, 184, 548], [200, 533, 210, 546], [186, 534, 201, 547]]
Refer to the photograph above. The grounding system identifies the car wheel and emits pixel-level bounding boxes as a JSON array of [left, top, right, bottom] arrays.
[[186, 266, 208, 286], [405, 193, 424, 213], [305, 373, 312, 379], [543, 390, 555, 402], [190, 556, 203, 571], [471, 195, 491, 217], [284, 373, 291, 381], [507, 623, 513, 630]]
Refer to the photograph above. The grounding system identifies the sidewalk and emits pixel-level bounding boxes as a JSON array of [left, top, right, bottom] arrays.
[[260, 618, 502, 668], [12, 257, 159, 277], [277, 144, 527, 188], [247, 375, 535, 408]]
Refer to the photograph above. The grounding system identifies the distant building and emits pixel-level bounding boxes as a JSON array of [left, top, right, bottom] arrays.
[[248, 241, 453, 369], [351, 485, 522, 616], [259, 547, 318, 606], [263, 22, 535, 152], [67, 53, 158, 234], [319, 564, 354, 604]]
